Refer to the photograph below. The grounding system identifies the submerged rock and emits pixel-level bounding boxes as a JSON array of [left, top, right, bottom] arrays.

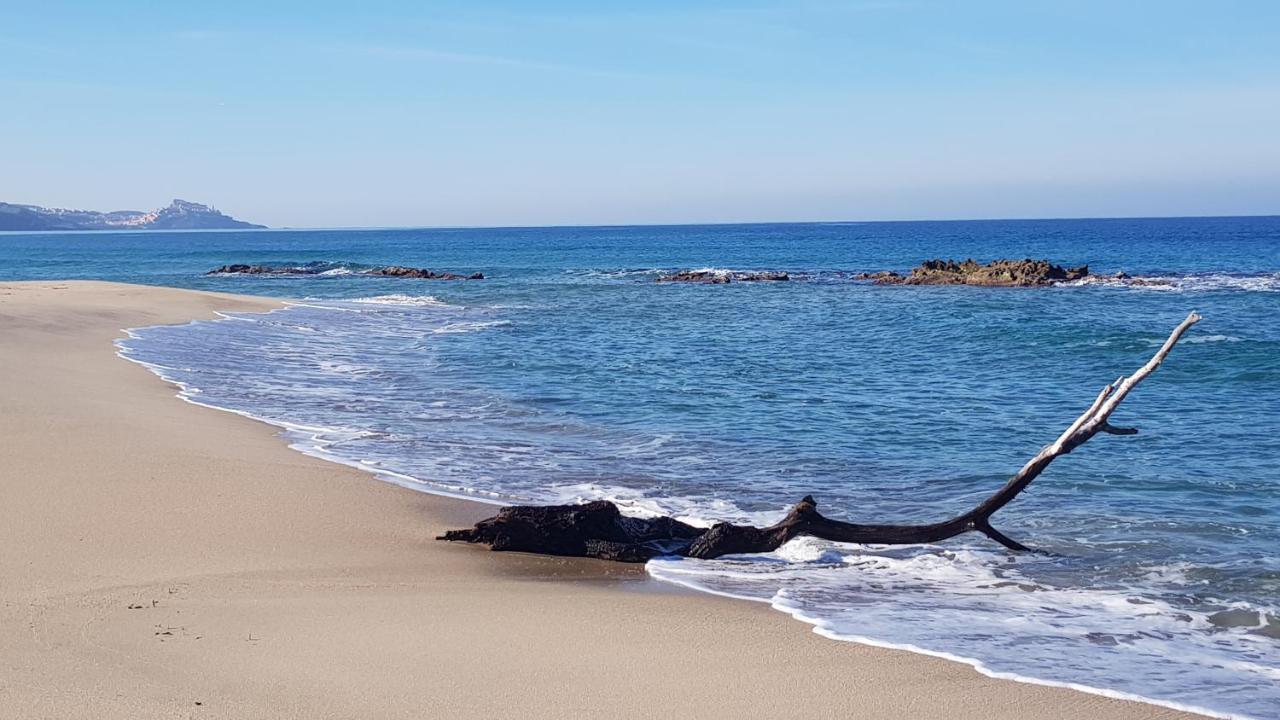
[[656, 269, 790, 284], [852, 270, 902, 283], [207, 263, 484, 279], [207, 263, 313, 275], [368, 266, 485, 280], [857, 258, 1089, 287]]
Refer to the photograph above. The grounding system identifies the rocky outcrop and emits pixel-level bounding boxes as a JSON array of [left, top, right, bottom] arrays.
[[853, 270, 902, 283], [207, 263, 484, 279], [208, 264, 311, 275], [857, 258, 1089, 287], [656, 270, 790, 284], [368, 266, 485, 280]]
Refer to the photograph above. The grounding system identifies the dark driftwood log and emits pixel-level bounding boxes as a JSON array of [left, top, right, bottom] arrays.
[[439, 500, 704, 562], [440, 312, 1202, 561]]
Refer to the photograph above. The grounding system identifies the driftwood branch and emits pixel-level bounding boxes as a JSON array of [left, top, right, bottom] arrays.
[[441, 312, 1202, 561]]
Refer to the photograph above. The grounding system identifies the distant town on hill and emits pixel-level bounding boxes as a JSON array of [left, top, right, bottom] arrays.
[[0, 199, 265, 231]]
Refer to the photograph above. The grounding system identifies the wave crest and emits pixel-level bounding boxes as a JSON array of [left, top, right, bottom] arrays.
[[351, 294, 456, 307]]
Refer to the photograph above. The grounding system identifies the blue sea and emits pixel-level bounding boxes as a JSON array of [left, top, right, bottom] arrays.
[[3, 217, 1277, 719]]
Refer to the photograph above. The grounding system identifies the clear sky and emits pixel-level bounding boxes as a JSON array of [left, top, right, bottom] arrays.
[[3, 1, 1278, 227]]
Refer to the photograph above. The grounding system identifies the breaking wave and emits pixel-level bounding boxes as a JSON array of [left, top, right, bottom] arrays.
[[648, 538, 1275, 720], [350, 294, 458, 307], [1063, 272, 1280, 293]]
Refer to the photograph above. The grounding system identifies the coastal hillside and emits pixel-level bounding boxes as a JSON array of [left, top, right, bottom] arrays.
[[0, 198, 265, 230]]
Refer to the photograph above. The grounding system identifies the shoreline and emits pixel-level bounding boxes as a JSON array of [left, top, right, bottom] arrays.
[[117, 305, 1239, 720], [0, 280, 1209, 719]]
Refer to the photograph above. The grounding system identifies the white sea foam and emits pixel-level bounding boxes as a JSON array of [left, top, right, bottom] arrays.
[[689, 267, 736, 276], [431, 320, 512, 334], [576, 268, 664, 279], [284, 300, 366, 313], [1182, 334, 1243, 344], [536, 481, 782, 528], [647, 538, 1263, 720], [1135, 333, 1243, 347], [116, 333, 513, 508], [350, 294, 456, 307], [1063, 272, 1280, 293], [316, 360, 380, 376]]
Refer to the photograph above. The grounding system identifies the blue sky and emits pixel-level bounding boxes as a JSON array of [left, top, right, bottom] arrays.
[[2, 1, 1278, 227]]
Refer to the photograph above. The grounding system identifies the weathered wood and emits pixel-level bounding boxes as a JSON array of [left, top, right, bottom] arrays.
[[438, 500, 704, 562], [440, 312, 1202, 561]]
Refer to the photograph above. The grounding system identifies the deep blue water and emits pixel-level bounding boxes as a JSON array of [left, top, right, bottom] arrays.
[[3, 217, 1278, 718]]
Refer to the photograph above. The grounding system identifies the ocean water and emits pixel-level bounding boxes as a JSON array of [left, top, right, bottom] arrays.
[[3, 217, 1278, 719]]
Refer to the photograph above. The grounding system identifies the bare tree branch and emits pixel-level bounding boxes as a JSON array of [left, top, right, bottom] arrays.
[[442, 312, 1204, 561], [960, 312, 1201, 528]]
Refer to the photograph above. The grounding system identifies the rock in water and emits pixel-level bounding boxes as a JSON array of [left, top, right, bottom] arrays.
[[857, 258, 1089, 287], [207, 264, 484, 279], [207, 264, 312, 275], [368, 266, 484, 280], [852, 270, 902, 283], [656, 270, 790, 284]]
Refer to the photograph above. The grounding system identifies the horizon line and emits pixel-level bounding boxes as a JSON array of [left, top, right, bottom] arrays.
[[276, 211, 1279, 232], [4, 211, 1278, 236]]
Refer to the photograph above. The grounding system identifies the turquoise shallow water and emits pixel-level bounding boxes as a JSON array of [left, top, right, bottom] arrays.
[[3, 217, 1278, 718]]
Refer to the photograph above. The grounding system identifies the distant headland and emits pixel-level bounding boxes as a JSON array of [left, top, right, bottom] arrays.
[[0, 199, 265, 231]]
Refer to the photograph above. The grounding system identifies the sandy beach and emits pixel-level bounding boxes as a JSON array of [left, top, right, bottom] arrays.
[[0, 280, 1205, 719]]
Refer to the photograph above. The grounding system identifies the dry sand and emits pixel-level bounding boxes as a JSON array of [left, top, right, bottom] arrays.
[[0, 280, 1204, 719]]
